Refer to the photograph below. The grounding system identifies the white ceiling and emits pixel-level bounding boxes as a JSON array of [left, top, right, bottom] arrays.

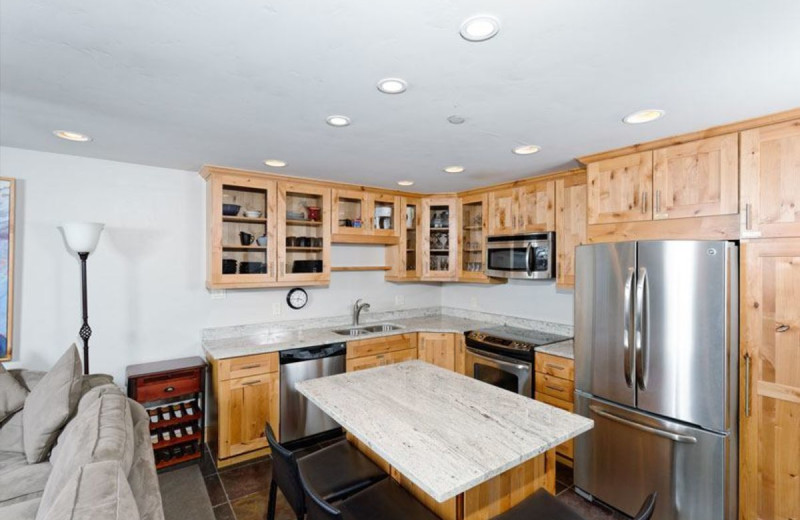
[[2, 0, 799, 192]]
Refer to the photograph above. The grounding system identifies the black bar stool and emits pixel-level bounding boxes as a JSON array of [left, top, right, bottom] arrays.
[[492, 488, 657, 520], [264, 423, 387, 520], [301, 465, 440, 520]]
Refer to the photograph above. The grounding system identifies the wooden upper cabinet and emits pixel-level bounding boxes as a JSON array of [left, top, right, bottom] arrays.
[[488, 188, 518, 235], [277, 181, 331, 283], [740, 238, 800, 520], [740, 119, 800, 238], [332, 189, 371, 235], [421, 197, 458, 281], [652, 134, 738, 221], [555, 172, 587, 289], [587, 151, 653, 225], [331, 190, 400, 242], [519, 181, 555, 232]]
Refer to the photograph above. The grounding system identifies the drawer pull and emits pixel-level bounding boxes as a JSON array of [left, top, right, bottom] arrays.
[[545, 363, 565, 371], [239, 364, 262, 370], [546, 385, 564, 393], [242, 380, 262, 386], [164, 386, 175, 393]]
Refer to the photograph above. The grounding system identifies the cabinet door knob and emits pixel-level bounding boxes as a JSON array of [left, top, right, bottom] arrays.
[[776, 324, 790, 333], [164, 386, 175, 393]]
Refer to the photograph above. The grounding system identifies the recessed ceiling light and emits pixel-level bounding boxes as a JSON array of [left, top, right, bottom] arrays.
[[512, 144, 541, 155], [443, 165, 465, 174], [397, 180, 415, 187], [53, 130, 92, 142], [263, 159, 287, 168], [377, 78, 408, 94], [326, 115, 351, 127], [460, 15, 500, 42], [623, 109, 665, 124], [447, 115, 466, 125]]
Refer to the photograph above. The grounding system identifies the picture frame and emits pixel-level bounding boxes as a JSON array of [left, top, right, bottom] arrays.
[[0, 177, 15, 362]]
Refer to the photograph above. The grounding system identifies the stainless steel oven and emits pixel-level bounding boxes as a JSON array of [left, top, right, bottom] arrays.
[[464, 326, 570, 398], [485, 232, 555, 279], [465, 347, 532, 396]]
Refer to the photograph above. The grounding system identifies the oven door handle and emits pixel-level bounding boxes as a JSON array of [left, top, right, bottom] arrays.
[[525, 243, 533, 277], [466, 347, 530, 373]]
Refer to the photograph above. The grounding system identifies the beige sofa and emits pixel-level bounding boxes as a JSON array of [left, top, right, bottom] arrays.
[[0, 369, 165, 520]]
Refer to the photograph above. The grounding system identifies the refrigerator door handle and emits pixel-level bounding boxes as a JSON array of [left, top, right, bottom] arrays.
[[623, 268, 635, 387], [635, 267, 649, 390], [590, 405, 697, 444]]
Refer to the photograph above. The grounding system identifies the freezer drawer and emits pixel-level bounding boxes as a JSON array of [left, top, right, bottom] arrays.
[[574, 393, 735, 520]]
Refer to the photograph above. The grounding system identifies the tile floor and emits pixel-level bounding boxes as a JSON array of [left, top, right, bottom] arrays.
[[194, 442, 627, 520]]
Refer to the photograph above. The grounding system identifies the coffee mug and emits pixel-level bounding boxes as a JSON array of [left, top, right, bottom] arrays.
[[239, 232, 254, 246]]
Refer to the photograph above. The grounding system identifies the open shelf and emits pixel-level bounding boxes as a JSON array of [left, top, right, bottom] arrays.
[[286, 219, 323, 227], [223, 216, 267, 223], [148, 414, 200, 431], [153, 432, 201, 451], [156, 449, 201, 470], [463, 225, 482, 230], [332, 266, 391, 272]]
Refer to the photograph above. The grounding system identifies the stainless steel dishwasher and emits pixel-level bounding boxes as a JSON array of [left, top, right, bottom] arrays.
[[279, 342, 346, 443]]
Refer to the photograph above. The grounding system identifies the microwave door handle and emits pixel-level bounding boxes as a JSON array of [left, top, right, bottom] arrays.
[[525, 243, 533, 277], [635, 268, 649, 390], [623, 268, 635, 388]]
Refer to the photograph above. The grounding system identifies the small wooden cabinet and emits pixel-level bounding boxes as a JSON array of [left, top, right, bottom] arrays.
[[587, 151, 653, 225], [740, 119, 800, 238], [458, 193, 491, 283], [332, 189, 400, 243], [488, 181, 555, 235], [346, 334, 417, 372], [421, 197, 458, 281], [652, 133, 738, 221], [739, 238, 800, 519], [534, 352, 575, 465], [555, 172, 587, 289], [127, 357, 207, 471], [209, 352, 280, 466], [418, 333, 456, 371]]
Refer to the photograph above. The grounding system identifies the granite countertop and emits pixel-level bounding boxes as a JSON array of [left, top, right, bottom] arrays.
[[534, 339, 574, 360], [203, 315, 491, 359], [296, 360, 593, 502]]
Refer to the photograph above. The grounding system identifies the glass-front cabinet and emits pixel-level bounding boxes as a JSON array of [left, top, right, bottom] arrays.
[[458, 193, 488, 281], [207, 173, 277, 287], [332, 189, 400, 242], [277, 181, 331, 283], [421, 197, 457, 281], [386, 197, 422, 280]]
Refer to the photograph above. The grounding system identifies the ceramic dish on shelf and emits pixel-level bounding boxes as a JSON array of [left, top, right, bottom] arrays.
[[222, 204, 241, 216], [286, 211, 305, 220], [244, 210, 262, 218]]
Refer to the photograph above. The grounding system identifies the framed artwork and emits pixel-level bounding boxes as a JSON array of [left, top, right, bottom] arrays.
[[0, 178, 14, 362]]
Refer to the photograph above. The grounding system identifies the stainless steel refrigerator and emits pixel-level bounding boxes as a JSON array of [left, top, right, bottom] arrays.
[[573, 240, 738, 520]]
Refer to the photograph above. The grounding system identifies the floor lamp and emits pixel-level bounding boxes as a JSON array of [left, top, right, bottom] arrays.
[[62, 222, 104, 375]]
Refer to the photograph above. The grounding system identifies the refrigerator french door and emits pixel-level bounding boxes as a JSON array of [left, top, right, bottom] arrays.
[[573, 241, 738, 520]]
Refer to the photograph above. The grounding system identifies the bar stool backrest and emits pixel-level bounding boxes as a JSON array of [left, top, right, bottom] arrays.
[[299, 468, 343, 520], [265, 423, 306, 517]]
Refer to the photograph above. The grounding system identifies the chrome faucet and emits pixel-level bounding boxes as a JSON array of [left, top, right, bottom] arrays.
[[353, 299, 371, 326]]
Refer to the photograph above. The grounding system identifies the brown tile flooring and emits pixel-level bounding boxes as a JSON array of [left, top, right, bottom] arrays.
[[195, 442, 627, 520]]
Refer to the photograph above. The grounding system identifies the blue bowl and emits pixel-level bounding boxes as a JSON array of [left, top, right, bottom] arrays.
[[222, 204, 241, 216]]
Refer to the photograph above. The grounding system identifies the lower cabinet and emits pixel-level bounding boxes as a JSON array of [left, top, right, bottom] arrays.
[[534, 352, 575, 466], [210, 352, 280, 466], [346, 334, 418, 372], [418, 332, 456, 371], [740, 238, 800, 520]]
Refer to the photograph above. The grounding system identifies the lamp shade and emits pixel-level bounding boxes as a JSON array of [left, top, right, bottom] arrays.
[[62, 222, 104, 254]]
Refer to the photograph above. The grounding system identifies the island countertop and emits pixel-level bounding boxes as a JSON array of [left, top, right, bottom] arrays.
[[296, 360, 593, 502]]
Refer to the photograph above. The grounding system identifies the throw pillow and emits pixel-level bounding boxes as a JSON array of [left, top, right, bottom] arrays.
[[0, 364, 29, 423], [23, 344, 83, 463]]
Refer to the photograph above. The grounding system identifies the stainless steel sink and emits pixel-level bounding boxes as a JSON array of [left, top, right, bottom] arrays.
[[332, 323, 403, 336], [362, 324, 403, 333]]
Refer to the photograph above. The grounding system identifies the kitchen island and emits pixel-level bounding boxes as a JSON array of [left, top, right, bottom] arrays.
[[297, 360, 593, 519]]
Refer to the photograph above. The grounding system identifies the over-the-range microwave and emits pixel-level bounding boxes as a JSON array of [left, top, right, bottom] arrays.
[[485, 232, 555, 280]]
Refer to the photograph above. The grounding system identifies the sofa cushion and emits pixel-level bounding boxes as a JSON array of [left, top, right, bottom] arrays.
[[0, 451, 51, 506], [23, 345, 83, 463], [127, 400, 165, 520], [39, 392, 134, 515], [0, 406, 25, 453], [0, 497, 41, 520], [0, 365, 29, 423], [36, 460, 140, 520]]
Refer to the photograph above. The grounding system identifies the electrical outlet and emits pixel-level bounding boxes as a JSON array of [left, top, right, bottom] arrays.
[[470, 296, 478, 309], [272, 303, 281, 316], [210, 289, 226, 300], [395, 295, 405, 306]]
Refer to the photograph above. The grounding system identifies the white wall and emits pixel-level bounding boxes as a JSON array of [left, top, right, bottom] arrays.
[[441, 280, 574, 326], [0, 147, 439, 383]]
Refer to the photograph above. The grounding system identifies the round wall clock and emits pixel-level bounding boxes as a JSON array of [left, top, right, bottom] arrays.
[[286, 288, 308, 310]]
